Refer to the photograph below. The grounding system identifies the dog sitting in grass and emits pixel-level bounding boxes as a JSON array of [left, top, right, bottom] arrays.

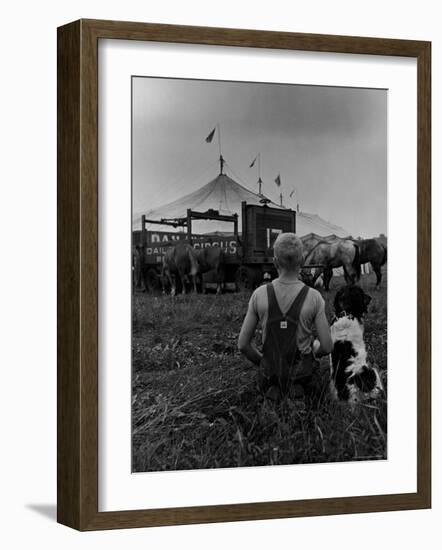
[[330, 285, 383, 404]]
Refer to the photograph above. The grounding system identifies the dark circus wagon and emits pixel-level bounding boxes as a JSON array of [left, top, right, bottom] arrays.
[[133, 200, 297, 293]]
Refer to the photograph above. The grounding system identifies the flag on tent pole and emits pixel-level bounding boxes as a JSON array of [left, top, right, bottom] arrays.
[[205, 127, 216, 143], [249, 155, 257, 168], [275, 174, 281, 187]]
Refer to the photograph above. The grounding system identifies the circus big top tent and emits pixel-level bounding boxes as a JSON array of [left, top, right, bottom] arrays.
[[132, 171, 350, 238]]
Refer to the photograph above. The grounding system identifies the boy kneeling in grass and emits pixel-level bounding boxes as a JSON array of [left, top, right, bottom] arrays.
[[238, 233, 333, 404]]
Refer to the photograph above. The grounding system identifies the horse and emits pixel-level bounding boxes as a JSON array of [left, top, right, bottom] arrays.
[[301, 234, 341, 289], [194, 246, 225, 295], [301, 233, 340, 257], [162, 242, 199, 296], [355, 239, 387, 287], [133, 245, 145, 291], [301, 233, 323, 257], [162, 242, 226, 296], [302, 239, 361, 290]]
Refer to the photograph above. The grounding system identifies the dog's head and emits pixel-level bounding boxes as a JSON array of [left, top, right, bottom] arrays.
[[334, 285, 372, 320]]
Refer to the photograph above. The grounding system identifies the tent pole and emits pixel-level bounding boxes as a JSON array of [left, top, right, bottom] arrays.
[[186, 209, 192, 245], [217, 122, 224, 174], [217, 122, 221, 156]]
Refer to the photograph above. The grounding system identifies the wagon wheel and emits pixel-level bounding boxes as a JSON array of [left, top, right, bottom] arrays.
[[235, 266, 254, 292], [144, 268, 160, 292]]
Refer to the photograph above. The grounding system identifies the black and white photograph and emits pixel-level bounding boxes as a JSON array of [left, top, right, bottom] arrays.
[[1, 0, 435, 541], [131, 76, 388, 473]]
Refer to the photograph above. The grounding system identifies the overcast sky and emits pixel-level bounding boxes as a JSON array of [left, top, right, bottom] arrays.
[[133, 77, 387, 237]]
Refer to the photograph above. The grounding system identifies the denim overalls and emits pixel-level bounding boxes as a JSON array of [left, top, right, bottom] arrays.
[[259, 282, 319, 401]]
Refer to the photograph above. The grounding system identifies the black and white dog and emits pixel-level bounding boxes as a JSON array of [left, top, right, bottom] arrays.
[[330, 285, 383, 404]]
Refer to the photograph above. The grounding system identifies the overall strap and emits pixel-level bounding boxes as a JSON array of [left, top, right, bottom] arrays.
[[285, 284, 310, 324], [266, 283, 283, 321]]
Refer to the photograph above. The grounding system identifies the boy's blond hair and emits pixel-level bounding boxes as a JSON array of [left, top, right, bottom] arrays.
[[273, 233, 303, 271]]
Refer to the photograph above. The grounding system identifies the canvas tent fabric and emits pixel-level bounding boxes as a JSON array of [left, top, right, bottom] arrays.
[[295, 212, 349, 238], [133, 172, 349, 237]]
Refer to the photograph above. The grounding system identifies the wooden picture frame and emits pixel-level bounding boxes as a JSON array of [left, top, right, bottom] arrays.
[[57, 19, 431, 530]]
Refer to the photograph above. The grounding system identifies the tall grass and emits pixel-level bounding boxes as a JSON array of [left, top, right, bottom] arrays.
[[132, 272, 387, 472]]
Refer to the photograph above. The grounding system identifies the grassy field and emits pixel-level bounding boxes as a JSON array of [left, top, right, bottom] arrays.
[[132, 271, 387, 472]]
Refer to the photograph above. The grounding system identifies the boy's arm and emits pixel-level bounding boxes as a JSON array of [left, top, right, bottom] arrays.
[[313, 307, 333, 357], [238, 307, 262, 366]]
